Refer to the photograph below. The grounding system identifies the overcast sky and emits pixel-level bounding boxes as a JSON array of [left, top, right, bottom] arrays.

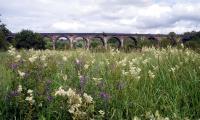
[[0, 0, 200, 34]]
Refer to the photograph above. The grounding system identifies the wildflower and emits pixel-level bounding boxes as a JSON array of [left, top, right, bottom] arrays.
[[136, 76, 141, 81], [165, 117, 170, 120], [18, 70, 26, 78], [66, 88, 76, 97], [118, 58, 127, 66], [75, 58, 80, 65], [142, 58, 150, 64], [152, 65, 158, 71], [8, 46, 16, 56], [169, 67, 176, 73], [29, 55, 37, 63], [44, 63, 47, 67], [63, 56, 67, 61], [68, 93, 82, 105], [92, 77, 103, 85], [27, 89, 33, 94], [15, 55, 21, 61], [91, 59, 95, 64], [129, 66, 141, 77], [181, 43, 184, 48], [122, 70, 129, 76], [100, 92, 109, 101], [41, 55, 46, 61], [148, 70, 155, 79], [83, 93, 93, 104], [55, 87, 67, 96], [68, 106, 75, 113], [39, 103, 43, 107], [84, 64, 89, 70], [63, 74, 68, 81], [98, 110, 105, 117], [17, 85, 22, 93], [10, 63, 18, 70], [133, 116, 141, 120], [25, 89, 35, 105], [25, 96, 35, 105]]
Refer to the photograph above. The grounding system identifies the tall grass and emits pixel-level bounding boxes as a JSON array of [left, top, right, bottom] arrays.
[[0, 46, 200, 119]]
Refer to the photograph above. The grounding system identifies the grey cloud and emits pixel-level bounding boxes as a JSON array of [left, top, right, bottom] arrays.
[[0, 0, 200, 34]]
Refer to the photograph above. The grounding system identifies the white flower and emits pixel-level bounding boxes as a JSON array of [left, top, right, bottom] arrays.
[[39, 103, 43, 107], [63, 56, 67, 61], [129, 66, 141, 76], [148, 70, 155, 79], [99, 110, 105, 117], [122, 70, 129, 76], [152, 65, 158, 71], [164, 117, 170, 120], [44, 63, 47, 67], [27, 89, 33, 94], [18, 70, 26, 78], [181, 43, 184, 48], [8, 46, 16, 56], [169, 67, 176, 73], [133, 116, 141, 120], [55, 87, 67, 96], [17, 85, 22, 93], [25, 96, 35, 105], [84, 64, 89, 69], [63, 74, 68, 81], [92, 77, 102, 85], [29, 55, 37, 63], [142, 58, 150, 64], [83, 93, 93, 104], [66, 88, 76, 97], [68, 106, 75, 113], [16, 55, 21, 59], [41, 55, 46, 61]]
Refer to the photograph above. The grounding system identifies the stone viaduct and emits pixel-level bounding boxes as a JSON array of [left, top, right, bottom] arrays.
[[8, 33, 183, 49]]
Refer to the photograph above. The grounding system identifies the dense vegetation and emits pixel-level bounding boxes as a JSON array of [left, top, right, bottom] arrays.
[[0, 46, 200, 119]]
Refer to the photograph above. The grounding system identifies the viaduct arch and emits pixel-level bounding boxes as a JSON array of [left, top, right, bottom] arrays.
[[7, 33, 184, 50]]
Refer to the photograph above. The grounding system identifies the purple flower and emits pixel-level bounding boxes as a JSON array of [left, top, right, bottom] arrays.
[[47, 95, 53, 102], [46, 80, 52, 85], [9, 90, 19, 97], [10, 63, 18, 70], [100, 92, 110, 101]]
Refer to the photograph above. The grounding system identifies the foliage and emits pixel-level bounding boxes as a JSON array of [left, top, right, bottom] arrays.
[[43, 37, 53, 50], [107, 38, 120, 48], [182, 31, 200, 51], [0, 16, 11, 50], [56, 40, 70, 50], [14, 30, 46, 50], [0, 46, 200, 119], [168, 32, 177, 45], [0, 31, 8, 50]]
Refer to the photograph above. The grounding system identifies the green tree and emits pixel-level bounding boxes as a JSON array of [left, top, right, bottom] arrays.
[[0, 15, 10, 50], [168, 32, 177, 45], [15, 30, 46, 49]]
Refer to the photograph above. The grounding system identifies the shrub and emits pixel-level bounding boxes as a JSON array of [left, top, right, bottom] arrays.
[[15, 30, 46, 50]]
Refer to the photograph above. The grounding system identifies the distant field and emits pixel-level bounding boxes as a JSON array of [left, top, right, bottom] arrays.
[[0, 47, 200, 120]]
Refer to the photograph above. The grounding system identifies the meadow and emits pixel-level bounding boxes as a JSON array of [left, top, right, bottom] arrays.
[[0, 46, 200, 120]]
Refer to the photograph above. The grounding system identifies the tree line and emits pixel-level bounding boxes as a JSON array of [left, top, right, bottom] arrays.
[[1, 16, 200, 51]]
